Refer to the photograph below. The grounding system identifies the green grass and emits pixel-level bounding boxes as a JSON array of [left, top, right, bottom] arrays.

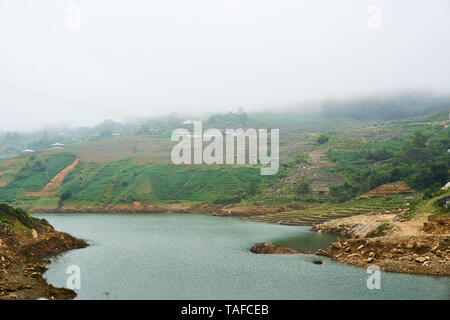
[[0, 203, 45, 235], [0, 110, 447, 216], [0, 153, 77, 202], [52, 159, 276, 205]]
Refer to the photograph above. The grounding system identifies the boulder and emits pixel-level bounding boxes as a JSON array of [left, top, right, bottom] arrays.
[[250, 242, 301, 254], [423, 214, 450, 234], [331, 242, 342, 249], [436, 194, 450, 209], [415, 256, 427, 263]]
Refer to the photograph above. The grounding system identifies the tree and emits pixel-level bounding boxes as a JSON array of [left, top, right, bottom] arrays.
[[402, 131, 428, 164], [59, 190, 72, 206], [294, 177, 312, 197], [316, 134, 329, 145], [411, 131, 427, 149]]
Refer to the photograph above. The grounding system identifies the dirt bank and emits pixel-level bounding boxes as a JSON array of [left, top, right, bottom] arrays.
[[27, 202, 303, 217], [311, 212, 450, 276], [0, 205, 88, 300], [248, 209, 449, 276], [314, 234, 449, 276]]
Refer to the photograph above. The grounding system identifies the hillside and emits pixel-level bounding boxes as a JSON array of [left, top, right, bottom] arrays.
[[0, 110, 447, 224]]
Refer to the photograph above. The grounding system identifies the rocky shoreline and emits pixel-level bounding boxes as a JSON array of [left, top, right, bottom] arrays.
[[4, 202, 448, 301], [251, 213, 450, 276], [314, 234, 449, 276], [0, 205, 88, 300], [312, 213, 450, 276], [31, 202, 450, 276]]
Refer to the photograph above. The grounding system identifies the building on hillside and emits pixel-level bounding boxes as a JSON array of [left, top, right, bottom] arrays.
[[181, 120, 195, 125], [51, 143, 65, 150], [22, 149, 34, 155]]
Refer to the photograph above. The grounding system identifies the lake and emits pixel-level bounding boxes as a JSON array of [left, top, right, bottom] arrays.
[[34, 213, 449, 300]]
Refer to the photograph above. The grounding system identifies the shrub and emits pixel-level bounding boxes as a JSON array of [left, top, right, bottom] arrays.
[[60, 190, 72, 202], [294, 177, 312, 197], [316, 134, 329, 145]]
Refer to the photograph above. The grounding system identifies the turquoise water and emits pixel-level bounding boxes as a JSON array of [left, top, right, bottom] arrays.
[[34, 213, 449, 300]]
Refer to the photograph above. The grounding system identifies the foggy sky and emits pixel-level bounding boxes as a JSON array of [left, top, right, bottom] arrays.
[[1, 0, 450, 131]]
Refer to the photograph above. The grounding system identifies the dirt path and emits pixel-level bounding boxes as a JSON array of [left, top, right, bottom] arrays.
[[395, 216, 428, 236], [25, 158, 80, 197], [311, 209, 429, 238]]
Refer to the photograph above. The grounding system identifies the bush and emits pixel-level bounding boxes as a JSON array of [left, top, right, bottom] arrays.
[[294, 177, 312, 197], [60, 190, 72, 202], [330, 183, 356, 202], [368, 222, 393, 237], [316, 134, 329, 145]]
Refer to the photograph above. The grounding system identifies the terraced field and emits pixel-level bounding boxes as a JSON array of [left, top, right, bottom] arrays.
[[264, 146, 344, 200], [243, 198, 409, 226]]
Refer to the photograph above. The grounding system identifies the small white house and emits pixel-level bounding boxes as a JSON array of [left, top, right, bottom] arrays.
[[182, 120, 195, 125], [22, 149, 34, 154], [51, 143, 65, 150], [52, 143, 65, 148]]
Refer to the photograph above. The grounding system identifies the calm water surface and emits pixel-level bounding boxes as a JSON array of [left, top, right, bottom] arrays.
[[34, 213, 449, 300]]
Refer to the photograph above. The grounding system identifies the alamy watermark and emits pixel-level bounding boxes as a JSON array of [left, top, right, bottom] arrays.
[[366, 265, 381, 290], [66, 265, 81, 290], [66, 5, 81, 31], [171, 121, 279, 175], [366, 5, 382, 30]]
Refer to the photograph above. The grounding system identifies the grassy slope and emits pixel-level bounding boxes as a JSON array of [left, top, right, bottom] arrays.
[[0, 203, 45, 237], [0, 110, 447, 210], [57, 161, 274, 205], [0, 153, 77, 205]]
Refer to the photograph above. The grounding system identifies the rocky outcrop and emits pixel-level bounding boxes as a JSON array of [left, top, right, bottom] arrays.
[[315, 235, 450, 276], [0, 204, 88, 300], [436, 194, 450, 210], [311, 207, 450, 276], [311, 212, 401, 238], [250, 242, 304, 254], [423, 214, 450, 234]]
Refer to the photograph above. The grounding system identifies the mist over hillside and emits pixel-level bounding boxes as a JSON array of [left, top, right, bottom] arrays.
[[321, 91, 450, 120]]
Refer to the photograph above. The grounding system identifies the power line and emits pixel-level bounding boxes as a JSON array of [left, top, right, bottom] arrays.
[[0, 81, 151, 122]]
